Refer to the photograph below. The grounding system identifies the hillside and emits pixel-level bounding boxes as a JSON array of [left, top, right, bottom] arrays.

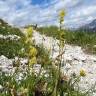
[[37, 26, 96, 54], [0, 19, 25, 58]]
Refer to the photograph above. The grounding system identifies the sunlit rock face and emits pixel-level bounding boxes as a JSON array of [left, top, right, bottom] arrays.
[[0, 55, 13, 73], [0, 55, 28, 80], [0, 55, 41, 81], [0, 35, 21, 41]]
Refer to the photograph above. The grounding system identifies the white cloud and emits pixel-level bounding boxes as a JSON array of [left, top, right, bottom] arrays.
[[72, 6, 96, 18], [0, 0, 96, 28]]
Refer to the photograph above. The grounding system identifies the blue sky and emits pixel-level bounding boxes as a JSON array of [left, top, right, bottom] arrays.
[[31, 0, 51, 5], [0, 0, 96, 28]]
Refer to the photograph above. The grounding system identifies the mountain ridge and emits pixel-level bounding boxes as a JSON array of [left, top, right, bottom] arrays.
[[78, 19, 96, 32]]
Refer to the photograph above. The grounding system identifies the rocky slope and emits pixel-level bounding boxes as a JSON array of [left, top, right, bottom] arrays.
[[0, 30, 96, 95], [33, 31, 96, 94]]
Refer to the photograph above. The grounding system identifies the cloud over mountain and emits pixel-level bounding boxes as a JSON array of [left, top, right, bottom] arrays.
[[0, 0, 96, 28]]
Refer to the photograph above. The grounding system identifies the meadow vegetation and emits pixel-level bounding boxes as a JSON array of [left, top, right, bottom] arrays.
[[0, 19, 26, 58], [0, 9, 95, 96]]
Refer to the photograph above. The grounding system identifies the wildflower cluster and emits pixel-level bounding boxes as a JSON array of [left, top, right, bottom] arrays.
[[59, 10, 66, 49], [59, 10, 65, 25], [26, 27, 37, 66]]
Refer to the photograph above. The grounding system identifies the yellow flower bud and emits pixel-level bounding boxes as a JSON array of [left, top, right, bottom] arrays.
[[29, 57, 37, 65], [20, 87, 28, 94], [27, 27, 33, 37], [59, 10, 65, 24], [25, 38, 32, 43], [60, 32, 65, 48], [60, 32, 65, 41], [59, 10, 65, 18], [29, 47, 37, 57], [80, 69, 86, 77], [23, 88, 28, 93]]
